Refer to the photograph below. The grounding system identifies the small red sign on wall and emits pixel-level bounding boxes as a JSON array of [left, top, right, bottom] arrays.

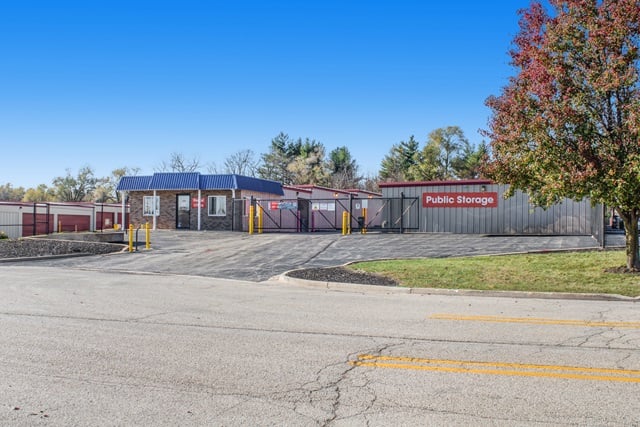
[[422, 192, 499, 208], [191, 198, 205, 209]]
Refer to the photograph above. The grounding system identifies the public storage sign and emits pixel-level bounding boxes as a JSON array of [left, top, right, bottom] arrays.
[[422, 192, 499, 208]]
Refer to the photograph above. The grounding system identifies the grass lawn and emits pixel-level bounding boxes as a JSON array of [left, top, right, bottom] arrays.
[[349, 250, 640, 297]]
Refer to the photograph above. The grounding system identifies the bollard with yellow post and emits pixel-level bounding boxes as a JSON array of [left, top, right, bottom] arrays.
[[361, 207, 367, 234], [248, 205, 255, 234], [342, 211, 348, 235], [145, 222, 151, 250], [128, 224, 134, 252], [258, 205, 264, 234]]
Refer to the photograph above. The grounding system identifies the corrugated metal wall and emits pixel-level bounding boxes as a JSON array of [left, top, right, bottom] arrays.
[[0, 202, 125, 237], [382, 183, 599, 235], [0, 211, 21, 238]]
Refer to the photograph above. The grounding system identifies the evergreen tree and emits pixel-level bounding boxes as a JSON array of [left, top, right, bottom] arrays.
[[328, 146, 361, 189], [258, 132, 296, 184], [379, 136, 420, 181]]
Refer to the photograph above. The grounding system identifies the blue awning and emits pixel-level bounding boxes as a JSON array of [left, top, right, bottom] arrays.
[[117, 173, 283, 195], [149, 172, 200, 190], [116, 175, 152, 191]]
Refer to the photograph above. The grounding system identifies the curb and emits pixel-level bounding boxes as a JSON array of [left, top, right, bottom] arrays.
[[0, 253, 95, 263], [277, 272, 640, 302], [0, 246, 130, 263], [277, 247, 640, 302], [0, 239, 128, 263]]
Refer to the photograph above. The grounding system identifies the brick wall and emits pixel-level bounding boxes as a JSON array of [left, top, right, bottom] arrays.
[[200, 190, 234, 230], [127, 192, 145, 228], [128, 191, 181, 229], [128, 190, 236, 231]]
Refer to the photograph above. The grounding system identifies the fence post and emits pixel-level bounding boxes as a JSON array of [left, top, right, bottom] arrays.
[[32, 203, 36, 236], [349, 193, 353, 235], [400, 192, 405, 234], [45, 203, 50, 235]]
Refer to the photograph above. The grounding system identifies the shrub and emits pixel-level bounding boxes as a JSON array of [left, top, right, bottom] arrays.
[[0, 231, 8, 240]]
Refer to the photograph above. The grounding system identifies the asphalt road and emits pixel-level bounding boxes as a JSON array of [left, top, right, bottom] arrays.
[[1, 265, 639, 426], [1, 231, 638, 426]]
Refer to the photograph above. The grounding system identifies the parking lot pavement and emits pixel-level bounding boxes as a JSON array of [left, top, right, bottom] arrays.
[[5, 231, 607, 282]]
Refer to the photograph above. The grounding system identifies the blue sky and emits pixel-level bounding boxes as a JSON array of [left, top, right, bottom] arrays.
[[1, 1, 534, 188]]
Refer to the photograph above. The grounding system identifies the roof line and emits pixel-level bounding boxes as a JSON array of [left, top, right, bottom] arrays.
[[379, 179, 494, 188]]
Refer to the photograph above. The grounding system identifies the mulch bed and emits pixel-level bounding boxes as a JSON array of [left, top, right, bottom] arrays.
[[0, 238, 124, 259], [287, 266, 398, 286]]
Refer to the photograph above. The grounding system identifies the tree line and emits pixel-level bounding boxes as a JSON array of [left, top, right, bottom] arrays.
[[379, 126, 486, 182], [1, 126, 486, 203], [0, 166, 136, 204]]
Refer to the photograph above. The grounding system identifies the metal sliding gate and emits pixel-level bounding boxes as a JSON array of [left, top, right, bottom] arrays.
[[379, 196, 419, 233], [25, 203, 53, 236], [232, 196, 419, 233]]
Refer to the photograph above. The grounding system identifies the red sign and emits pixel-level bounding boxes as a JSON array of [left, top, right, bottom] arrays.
[[191, 198, 205, 208], [269, 201, 298, 210], [422, 192, 499, 208]]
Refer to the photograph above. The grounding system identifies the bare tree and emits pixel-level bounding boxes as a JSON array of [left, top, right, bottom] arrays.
[[206, 162, 219, 174], [94, 167, 140, 203], [362, 173, 380, 193], [155, 152, 201, 173], [224, 149, 260, 176]]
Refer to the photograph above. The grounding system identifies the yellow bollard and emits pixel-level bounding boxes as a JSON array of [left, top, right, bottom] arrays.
[[342, 211, 348, 235], [145, 222, 151, 250], [249, 205, 255, 234], [361, 207, 367, 234], [258, 205, 263, 234], [128, 224, 134, 252]]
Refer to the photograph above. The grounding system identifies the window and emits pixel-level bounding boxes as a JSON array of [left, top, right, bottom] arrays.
[[143, 196, 160, 216], [208, 195, 227, 216]]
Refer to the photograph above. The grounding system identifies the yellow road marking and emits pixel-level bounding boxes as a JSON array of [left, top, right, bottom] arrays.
[[429, 313, 640, 329], [357, 354, 640, 375], [351, 354, 640, 383]]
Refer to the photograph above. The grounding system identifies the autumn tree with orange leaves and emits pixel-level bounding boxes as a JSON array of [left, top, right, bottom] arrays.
[[483, 0, 640, 269]]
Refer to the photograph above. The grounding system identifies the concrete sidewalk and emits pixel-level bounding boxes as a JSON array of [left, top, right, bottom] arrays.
[[3, 230, 612, 282]]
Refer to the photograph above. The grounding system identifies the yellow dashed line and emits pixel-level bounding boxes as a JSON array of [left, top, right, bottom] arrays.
[[429, 313, 640, 329], [351, 354, 640, 383]]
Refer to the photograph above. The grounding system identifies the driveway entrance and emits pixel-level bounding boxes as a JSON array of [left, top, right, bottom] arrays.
[[6, 231, 605, 282]]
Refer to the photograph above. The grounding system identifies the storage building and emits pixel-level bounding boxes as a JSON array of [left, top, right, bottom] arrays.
[[117, 173, 284, 231], [379, 180, 604, 240], [0, 202, 125, 238]]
